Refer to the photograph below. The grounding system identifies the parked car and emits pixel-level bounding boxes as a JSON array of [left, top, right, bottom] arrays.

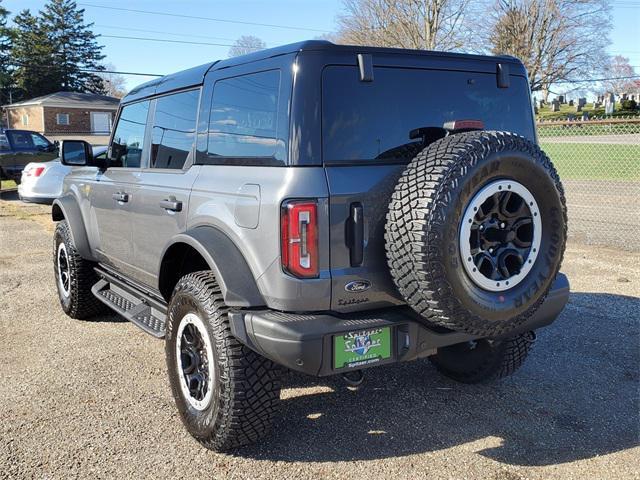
[[51, 41, 569, 451], [18, 146, 107, 204], [0, 129, 58, 183]]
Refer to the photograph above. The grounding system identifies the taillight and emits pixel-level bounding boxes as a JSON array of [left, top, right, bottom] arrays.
[[281, 200, 318, 278], [26, 166, 45, 177]]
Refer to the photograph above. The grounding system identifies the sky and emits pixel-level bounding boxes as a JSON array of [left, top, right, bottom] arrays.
[[4, 0, 640, 92]]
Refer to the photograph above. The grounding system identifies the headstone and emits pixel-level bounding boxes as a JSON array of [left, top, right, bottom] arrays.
[[578, 97, 587, 108], [605, 93, 615, 115], [569, 100, 574, 106], [576, 104, 582, 112], [539, 99, 545, 109], [621, 93, 628, 101], [582, 111, 589, 121], [551, 99, 560, 112], [594, 102, 601, 109], [558, 95, 565, 104]]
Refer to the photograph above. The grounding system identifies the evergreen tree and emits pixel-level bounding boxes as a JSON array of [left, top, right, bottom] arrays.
[[40, 0, 105, 94], [0, 0, 13, 104], [11, 9, 57, 100]]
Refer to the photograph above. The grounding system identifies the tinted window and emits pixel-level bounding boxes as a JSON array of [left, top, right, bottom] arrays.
[[110, 100, 150, 168], [150, 90, 199, 169], [0, 134, 9, 151], [322, 66, 535, 163], [7, 131, 35, 150], [31, 133, 50, 149], [208, 70, 284, 162]]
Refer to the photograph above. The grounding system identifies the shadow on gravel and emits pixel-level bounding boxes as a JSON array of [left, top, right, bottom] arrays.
[[238, 292, 640, 467]]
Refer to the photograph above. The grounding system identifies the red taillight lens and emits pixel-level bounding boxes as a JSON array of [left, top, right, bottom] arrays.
[[281, 200, 318, 278], [26, 166, 45, 177]]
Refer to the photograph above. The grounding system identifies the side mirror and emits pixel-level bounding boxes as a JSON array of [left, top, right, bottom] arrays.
[[61, 140, 93, 166]]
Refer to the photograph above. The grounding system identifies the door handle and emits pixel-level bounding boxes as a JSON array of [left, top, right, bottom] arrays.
[[159, 198, 182, 212], [112, 192, 129, 203], [346, 202, 364, 267]]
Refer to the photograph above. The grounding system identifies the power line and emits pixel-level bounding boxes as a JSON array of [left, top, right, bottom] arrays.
[[99, 34, 235, 48], [95, 24, 240, 43], [7, 62, 164, 77], [78, 3, 328, 33], [554, 75, 640, 84]]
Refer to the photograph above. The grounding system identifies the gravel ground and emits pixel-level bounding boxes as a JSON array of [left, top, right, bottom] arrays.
[[1, 194, 639, 480]]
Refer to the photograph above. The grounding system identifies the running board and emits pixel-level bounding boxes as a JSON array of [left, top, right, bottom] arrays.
[[91, 270, 167, 338]]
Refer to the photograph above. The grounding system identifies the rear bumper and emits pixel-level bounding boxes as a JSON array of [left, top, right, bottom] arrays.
[[229, 273, 570, 376]]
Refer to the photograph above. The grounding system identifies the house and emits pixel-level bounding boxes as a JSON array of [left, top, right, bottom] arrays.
[[3, 91, 120, 144]]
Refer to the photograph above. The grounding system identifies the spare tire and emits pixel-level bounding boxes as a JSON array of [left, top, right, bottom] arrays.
[[385, 131, 567, 337]]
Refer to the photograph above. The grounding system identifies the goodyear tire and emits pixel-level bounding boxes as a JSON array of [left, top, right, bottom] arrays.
[[430, 331, 536, 383], [165, 271, 282, 451], [53, 220, 105, 319], [385, 131, 567, 337]]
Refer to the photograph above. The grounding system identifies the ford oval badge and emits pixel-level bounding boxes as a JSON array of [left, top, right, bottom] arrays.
[[345, 280, 371, 293]]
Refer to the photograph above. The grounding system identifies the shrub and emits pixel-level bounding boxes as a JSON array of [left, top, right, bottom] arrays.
[[619, 99, 637, 111]]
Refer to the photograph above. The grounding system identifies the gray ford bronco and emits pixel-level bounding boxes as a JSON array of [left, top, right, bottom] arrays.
[[52, 41, 569, 451]]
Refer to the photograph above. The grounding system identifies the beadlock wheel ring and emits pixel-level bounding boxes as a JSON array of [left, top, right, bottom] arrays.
[[459, 179, 542, 292], [57, 242, 71, 298], [176, 313, 215, 411]]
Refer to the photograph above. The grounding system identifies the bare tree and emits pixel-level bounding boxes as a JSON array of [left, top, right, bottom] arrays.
[[98, 64, 127, 98], [601, 56, 637, 96], [335, 0, 473, 51], [228, 35, 266, 57], [488, 0, 611, 100]]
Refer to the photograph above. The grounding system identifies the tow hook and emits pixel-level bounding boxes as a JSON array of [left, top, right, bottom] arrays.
[[341, 369, 364, 387]]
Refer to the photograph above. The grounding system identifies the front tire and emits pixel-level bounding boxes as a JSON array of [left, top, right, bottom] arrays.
[[53, 220, 105, 319], [165, 271, 282, 451]]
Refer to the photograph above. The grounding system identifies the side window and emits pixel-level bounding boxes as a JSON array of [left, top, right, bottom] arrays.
[[208, 70, 283, 162], [7, 131, 35, 150], [150, 89, 199, 169], [30, 133, 50, 149], [0, 134, 10, 151], [109, 100, 150, 168]]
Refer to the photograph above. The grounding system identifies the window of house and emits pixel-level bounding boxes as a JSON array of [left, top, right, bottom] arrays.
[[56, 113, 70, 125], [150, 89, 199, 169], [208, 69, 283, 163], [109, 100, 150, 168], [21, 114, 29, 126]]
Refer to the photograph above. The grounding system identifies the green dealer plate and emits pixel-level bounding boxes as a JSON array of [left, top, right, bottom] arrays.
[[333, 327, 392, 370]]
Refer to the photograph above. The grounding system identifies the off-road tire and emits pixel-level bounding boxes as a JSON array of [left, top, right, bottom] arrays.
[[430, 331, 536, 383], [385, 131, 567, 337], [53, 220, 105, 319], [165, 271, 282, 451]]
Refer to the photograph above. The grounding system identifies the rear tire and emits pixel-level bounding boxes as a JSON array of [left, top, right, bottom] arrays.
[[430, 331, 536, 383], [53, 220, 105, 319], [165, 271, 282, 451]]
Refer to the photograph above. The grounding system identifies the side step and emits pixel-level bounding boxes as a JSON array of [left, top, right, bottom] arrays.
[[91, 270, 167, 338]]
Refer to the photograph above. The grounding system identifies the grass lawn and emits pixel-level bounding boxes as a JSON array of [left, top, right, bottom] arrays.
[[539, 142, 640, 181], [537, 103, 639, 121], [538, 122, 640, 138], [0, 179, 17, 190]]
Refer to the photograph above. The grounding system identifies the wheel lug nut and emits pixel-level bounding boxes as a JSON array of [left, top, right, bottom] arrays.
[[479, 225, 484, 231], [489, 248, 494, 254], [500, 222, 506, 228]]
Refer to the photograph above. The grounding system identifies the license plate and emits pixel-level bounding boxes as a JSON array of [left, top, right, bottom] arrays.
[[333, 326, 392, 370]]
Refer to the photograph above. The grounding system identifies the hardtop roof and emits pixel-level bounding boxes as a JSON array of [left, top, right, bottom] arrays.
[[122, 40, 525, 104]]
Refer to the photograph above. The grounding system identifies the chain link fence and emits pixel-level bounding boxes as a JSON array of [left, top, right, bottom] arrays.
[[537, 118, 640, 251]]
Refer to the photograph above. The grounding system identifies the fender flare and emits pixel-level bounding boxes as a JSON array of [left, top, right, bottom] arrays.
[[51, 195, 96, 261], [160, 225, 265, 308]]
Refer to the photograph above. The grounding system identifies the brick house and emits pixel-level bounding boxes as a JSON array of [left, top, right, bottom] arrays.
[[3, 91, 119, 144]]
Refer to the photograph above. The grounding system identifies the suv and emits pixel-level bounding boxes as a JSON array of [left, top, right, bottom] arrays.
[[52, 41, 569, 451], [0, 129, 58, 183]]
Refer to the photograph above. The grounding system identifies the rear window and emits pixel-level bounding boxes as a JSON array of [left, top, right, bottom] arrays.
[[322, 66, 535, 164]]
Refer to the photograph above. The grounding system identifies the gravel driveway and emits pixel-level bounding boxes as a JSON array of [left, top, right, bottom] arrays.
[[1, 193, 639, 480]]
